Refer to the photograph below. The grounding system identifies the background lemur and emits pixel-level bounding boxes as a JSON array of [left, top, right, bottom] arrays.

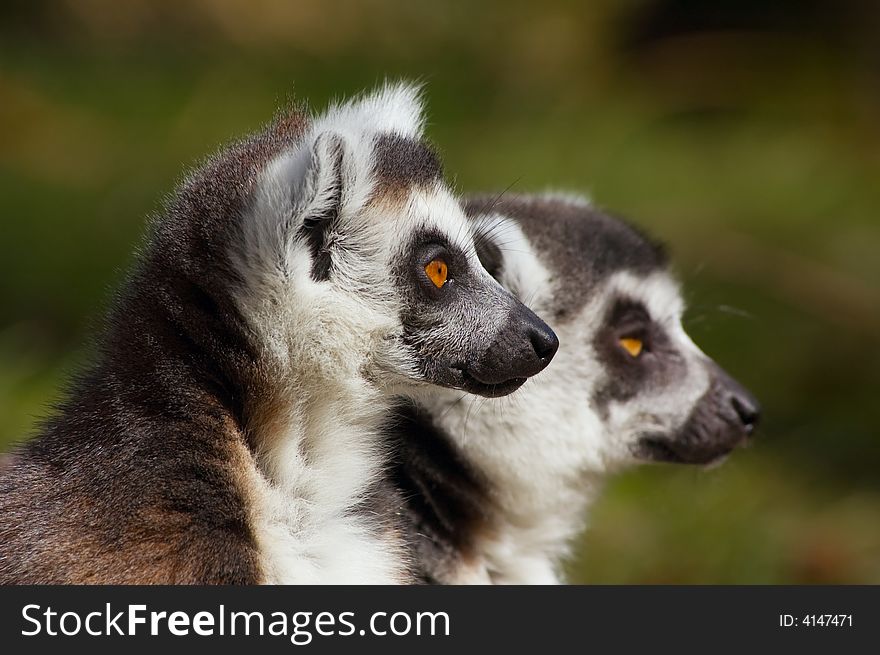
[[0, 85, 558, 584], [389, 193, 761, 584]]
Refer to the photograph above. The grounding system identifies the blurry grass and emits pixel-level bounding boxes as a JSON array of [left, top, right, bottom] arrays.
[[571, 452, 880, 583], [0, 0, 878, 583]]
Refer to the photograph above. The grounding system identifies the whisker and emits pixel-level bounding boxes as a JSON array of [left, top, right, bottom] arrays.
[[716, 304, 755, 320], [437, 392, 469, 421], [470, 179, 522, 219]]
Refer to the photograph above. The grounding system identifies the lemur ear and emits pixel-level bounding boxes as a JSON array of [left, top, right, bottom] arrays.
[[299, 132, 346, 229], [296, 132, 346, 280]]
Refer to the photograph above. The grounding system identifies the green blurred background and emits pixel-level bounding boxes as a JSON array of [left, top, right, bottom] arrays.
[[1, 0, 878, 583]]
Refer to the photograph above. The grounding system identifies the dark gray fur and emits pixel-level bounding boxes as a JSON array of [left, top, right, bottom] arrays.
[[394, 228, 557, 399], [385, 193, 759, 584], [386, 196, 667, 582], [0, 103, 566, 583], [385, 194, 674, 583], [378, 400, 493, 584], [589, 296, 687, 418], [373, 134, 443, 191], [0, 110, 309, 583], [302, 135, 345, 281], [0, 106, 463, 584], [467, 194, 668, 321]]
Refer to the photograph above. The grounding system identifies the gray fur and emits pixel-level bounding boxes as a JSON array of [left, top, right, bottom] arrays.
[[386, 192, 759, 584], [466, 194, 667, 320], [0, 87, 559, 584]]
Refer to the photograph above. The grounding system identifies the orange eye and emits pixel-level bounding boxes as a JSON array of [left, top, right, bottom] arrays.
[[619, 337, 643, 357], [425, 259, 448, 288]]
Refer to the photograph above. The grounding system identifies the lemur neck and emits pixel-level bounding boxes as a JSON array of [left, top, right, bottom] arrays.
[[120, 272, 410, 583], [422, 383, 607, 583]]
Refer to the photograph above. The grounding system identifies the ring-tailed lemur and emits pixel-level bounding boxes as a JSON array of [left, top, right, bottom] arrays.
[[387, 193, 760, 584], [0, 85, 559, 584]]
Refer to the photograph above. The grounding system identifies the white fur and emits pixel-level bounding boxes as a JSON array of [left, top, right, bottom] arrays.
[[472, 213, 555, 309], [227, 83, 485, 583], [415, 236, 711, 583], [536, 189, 593, 208], [602, 272, 711, 456]]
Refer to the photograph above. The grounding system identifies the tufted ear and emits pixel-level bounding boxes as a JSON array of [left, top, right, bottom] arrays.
[[296, 132, 346, 281], [298, 132, 345, 227]]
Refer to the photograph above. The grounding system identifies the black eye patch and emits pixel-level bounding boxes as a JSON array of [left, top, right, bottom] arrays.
[[590, 296, 684, 416], [609, 298, 651, 331], [409, 229, 458, 259], [394, 229, 471, 304]]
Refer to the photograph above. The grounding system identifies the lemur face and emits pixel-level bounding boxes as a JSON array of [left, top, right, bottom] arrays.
[[392, 218, 559, 397], [589, 271, 759, 465], [467, 194, 759, 467], [362, 161, 558, 398], [237, 85, 556, 400]]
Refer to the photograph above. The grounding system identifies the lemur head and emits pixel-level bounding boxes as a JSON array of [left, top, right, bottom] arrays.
[[465, 193, 759, 470], [230, 85, 557, 399]]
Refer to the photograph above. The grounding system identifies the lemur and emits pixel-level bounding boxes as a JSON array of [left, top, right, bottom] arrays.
[[0, 85, 559, 584], [387, 193, 761, 584]]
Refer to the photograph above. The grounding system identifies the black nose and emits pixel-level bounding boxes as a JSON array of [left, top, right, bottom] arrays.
[[529, 323, 559, 362], [636, 364, 760, 466], [710, 362, 761, 436], [715, 365, 760, 436], [464, 305, 559, 395], [730, 391, 760, 435]]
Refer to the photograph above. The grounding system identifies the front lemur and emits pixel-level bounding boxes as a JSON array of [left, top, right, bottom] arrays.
[[388, 193, 761, 584], [0, 85, 559, 584]]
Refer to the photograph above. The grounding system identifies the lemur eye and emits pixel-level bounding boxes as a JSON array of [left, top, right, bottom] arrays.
[[619, 337, 643, 358], [425, 259, 448, 288]]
